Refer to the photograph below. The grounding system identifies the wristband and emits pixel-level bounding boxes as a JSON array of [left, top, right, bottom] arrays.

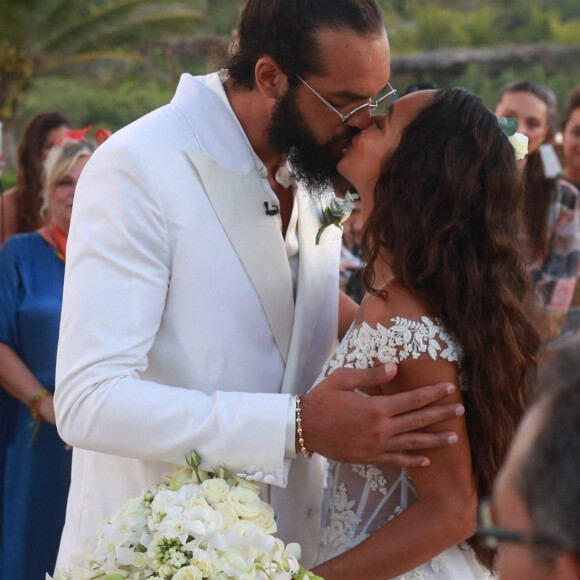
[[295, 395, 313, 459]]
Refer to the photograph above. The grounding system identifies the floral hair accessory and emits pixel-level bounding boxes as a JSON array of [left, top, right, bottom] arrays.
[[316, 191, 359, 245], [95, 128, 112, 145], [57, 126, 93, 145], [498, 117, 529, 161]]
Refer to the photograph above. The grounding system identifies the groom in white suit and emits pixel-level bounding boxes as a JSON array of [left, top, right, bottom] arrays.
[[54, 0, 464, 571]]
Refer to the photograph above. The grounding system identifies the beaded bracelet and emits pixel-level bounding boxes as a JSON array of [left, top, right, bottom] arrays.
[[295, 395, 313, 459], [28, 389, 51, 422]]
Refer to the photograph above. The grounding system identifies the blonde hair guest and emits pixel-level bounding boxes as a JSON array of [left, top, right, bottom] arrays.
[[38, 139, 96, 254]]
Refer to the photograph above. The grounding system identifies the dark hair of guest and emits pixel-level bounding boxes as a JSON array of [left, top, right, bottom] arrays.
[[518, 340, 580, 563], [495, 80, 558, 140], [522, 150, 556, 260], [14, 111, 70, 233], [362, 88, 545, 569], [561, 85, 580, 132], [495, 81, 559, 260], [226, 0, 384, 89]]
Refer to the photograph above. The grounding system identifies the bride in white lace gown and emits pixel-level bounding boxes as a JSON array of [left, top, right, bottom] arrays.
[[314, 314, 491, 580], [308, 89, 543, 580]]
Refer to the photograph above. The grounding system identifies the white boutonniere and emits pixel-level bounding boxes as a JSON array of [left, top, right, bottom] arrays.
[[316, 192, 359, 245], [498, 117, 529, 161]]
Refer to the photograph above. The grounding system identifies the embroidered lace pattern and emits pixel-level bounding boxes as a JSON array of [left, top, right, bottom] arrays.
[[314, 317, 461, 384], [315, 316, 490, 579]]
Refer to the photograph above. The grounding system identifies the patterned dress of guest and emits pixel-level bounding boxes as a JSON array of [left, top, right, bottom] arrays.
[[527, 177, 580, 338]]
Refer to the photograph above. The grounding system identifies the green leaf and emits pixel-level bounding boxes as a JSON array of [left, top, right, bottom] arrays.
[[498, 116, 519, 137], [293, 567, 326, 580], [315, 225, 327, 246]]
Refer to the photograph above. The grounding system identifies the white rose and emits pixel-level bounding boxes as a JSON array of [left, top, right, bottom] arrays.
[[245, 502, 277, 534], [509, 132, 529, 161], [133, 552, 150, 569], [188, 548, 217, 576], [172, 565, 204, 580], [234, 477, 262, 495], [201, 478, 231, 505], [168, 467, 194, 491], [176, 483, 204, 506], [158, 563, 176, 577], [184, 497, 211, 511], [214, 501, 240, 531], [226, 487, 261, 519], [150, 490, 180, 514]]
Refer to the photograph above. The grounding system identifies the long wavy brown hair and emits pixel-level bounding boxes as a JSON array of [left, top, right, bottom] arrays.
[[361, 88, 545, 569], [13, 112, 70, 233], [522, 150, 555, 260]]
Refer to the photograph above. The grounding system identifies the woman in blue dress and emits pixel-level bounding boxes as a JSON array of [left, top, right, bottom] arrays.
[[0, 138, 95, 579]]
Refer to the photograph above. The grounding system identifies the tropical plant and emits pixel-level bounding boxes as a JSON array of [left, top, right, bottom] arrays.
[[0, 0, 207, 125]]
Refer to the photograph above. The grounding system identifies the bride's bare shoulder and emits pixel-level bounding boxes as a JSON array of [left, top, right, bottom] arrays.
[[355, 280, 428, 329], [356, 281, 460, 397]]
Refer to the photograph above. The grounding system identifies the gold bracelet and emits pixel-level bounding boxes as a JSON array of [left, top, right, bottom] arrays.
[[28, 389, 51, 422], [295, 395, 313, 459]]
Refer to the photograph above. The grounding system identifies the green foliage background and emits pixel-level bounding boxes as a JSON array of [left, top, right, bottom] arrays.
[[2, 0, 580, 182]]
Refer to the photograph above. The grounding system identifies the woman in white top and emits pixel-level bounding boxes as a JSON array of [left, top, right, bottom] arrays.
[[308, 88, 543, 579]]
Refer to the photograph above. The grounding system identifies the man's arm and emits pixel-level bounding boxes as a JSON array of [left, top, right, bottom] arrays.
[[54, 139, 294, 481], [338, 289, 357, 339]]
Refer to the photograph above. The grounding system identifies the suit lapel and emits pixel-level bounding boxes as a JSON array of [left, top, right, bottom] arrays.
[[281, 189, 342, 394], [186, 149, 295, 363]]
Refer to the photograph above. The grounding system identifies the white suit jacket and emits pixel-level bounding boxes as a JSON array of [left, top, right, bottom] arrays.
[[54, 72, 342, 569]]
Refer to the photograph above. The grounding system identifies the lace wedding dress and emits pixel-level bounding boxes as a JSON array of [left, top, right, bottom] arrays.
[[313, 317, 494, 580]]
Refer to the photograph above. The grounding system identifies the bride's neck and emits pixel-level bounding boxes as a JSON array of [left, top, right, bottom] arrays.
[[372, 255, 395, 290]]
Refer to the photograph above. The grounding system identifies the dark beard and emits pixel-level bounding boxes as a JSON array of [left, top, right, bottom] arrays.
[[267, 86, 359, 198]]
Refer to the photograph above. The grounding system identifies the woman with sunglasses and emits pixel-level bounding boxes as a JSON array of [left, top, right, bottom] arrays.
[[306, 88, 542, 579]]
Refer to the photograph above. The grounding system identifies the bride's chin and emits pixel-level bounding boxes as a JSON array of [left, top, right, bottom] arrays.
[[336, 158, 351, 183]]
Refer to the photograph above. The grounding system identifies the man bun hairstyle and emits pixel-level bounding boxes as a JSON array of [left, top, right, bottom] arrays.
[[227, 0, 384, 89]]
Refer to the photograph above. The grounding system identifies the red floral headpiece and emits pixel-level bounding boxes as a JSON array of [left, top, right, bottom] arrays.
[[56, 126, 93, 145], [55, 125, 113, 146]]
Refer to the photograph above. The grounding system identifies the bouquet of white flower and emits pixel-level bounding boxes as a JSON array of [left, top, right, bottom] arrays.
[[48, 451, 323, 580]]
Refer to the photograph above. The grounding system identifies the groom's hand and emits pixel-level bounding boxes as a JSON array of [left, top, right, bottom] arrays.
[[297, 364, 463, 467]]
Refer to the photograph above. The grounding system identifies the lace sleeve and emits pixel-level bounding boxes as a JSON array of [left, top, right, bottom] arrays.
[[314, 315, 462, 387]]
